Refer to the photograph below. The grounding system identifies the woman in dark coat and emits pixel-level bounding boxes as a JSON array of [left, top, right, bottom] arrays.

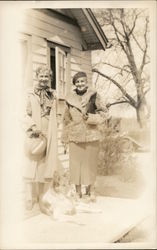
[[61, 72, 108, 201]]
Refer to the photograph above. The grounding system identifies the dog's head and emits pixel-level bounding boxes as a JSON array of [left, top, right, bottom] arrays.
[[39, 191, 54, 216]]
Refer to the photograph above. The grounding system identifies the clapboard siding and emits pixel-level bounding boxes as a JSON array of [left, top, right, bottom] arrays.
[[71, 67, 92, 76], [19, 22, 82, 51], [25, 9, 82, 41], [71, 49, 91, 66], [23, 23, 81, 51], [32, 36, 47, 47], [32, 45, 47, 56], [71, 48, 91, 59], [32, 53, 47, 64], [71, 50, 92, 76], [32, 62, 47, 71], [71, 63, 92, 74], [71, 56, 91, 67], [19, 9, 92, 83], [23, 14, 83, 46]]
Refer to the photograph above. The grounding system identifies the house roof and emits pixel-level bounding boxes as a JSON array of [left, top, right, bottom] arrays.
[[50, 8, 108, 51]]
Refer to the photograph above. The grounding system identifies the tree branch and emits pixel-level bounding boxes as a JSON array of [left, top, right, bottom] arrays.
[[125, 37, 140, 84], [110, 10, 128, 55], [122, 74, 134, 88], [128, 13, 138, 36], [120, 10, 129, 40], [110, 10, 125, 38], [132, 33, 144, 51], [139, 17, 149, 74], [92, 68, 137, 108], [101, 62, 131, 74], [126, 9, 143, 37], [110, 9, 146, 86], [106, 100, 129, 108], [144, 87, 150, 96], [131, 33, 149, 62]]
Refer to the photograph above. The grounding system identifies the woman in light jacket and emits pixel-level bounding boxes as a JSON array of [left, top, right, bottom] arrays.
[[24, 66, 58, 210], [62, 72, 108, 201]]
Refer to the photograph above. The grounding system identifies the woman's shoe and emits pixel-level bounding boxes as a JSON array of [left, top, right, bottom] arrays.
[[85, 185, 90, 196], [75, 184, 82, 201], [74, 192, 82, 202], [89, 192, 96, 202], [82, 194, 90, 203], [86, 185, 96, 202]]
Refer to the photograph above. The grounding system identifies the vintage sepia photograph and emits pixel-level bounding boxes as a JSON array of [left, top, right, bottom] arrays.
[[0, 1, 156, 249]]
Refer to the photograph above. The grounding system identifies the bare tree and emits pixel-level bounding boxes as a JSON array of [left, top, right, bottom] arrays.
[[92, 8, 150, 128]]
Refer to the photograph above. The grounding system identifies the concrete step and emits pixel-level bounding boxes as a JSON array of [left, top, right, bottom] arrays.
[[20, 196, 150, 245]]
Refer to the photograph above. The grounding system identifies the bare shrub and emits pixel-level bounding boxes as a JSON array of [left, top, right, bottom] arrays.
[[98, 118, 137, 182]]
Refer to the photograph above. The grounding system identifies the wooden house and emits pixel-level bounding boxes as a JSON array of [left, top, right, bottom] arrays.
[[18, 8, 108, 168], [18, 12, 150, 240]]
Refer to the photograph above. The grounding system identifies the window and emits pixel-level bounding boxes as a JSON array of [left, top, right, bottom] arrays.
[[50, 48, 56, 90], [56, 47, 66, 99], [47, 41, 70, 99]]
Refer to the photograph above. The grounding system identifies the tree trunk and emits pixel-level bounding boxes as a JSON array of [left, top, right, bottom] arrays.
[[136, 108, 143, 128], [136, 101, 148, 128]]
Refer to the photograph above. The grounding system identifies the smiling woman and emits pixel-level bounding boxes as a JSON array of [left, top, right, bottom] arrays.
[[23, 65, 59, 211], [61, 71, 109, 201], [35, 66, 53, 87], [73, 72, 88, 94]]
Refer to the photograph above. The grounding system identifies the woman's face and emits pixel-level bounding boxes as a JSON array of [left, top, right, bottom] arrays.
[[37, 70, 50, 87], [75, 77, 88, 92]]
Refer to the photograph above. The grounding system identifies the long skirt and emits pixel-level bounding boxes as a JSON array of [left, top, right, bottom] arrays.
[[69, 141, 99, 185]]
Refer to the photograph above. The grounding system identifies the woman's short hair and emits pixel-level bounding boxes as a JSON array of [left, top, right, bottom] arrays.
[[72, 71, 87, 85], [35, 65, 53, 78]]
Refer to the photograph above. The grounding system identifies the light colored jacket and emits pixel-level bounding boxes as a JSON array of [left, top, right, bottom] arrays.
[[23, 88, 58, 179]]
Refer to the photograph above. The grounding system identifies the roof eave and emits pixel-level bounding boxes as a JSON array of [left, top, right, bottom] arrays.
[[82, 8, 108, 51], [84, 43, 104, 51]]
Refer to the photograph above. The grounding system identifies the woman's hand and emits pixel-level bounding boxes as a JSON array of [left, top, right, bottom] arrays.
[[32, 130, 42, 138], [82, 113, 88, 120], [26, 125, 42, 138]]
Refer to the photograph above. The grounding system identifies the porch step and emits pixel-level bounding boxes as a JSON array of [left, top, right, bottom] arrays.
[[20, 196, 150, 245]]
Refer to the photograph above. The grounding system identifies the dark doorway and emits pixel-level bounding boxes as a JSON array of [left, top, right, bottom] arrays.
[[50, 48, 56, 90]]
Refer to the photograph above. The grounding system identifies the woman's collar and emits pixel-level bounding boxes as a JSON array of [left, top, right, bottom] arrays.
[[74, 86, 88, 96]]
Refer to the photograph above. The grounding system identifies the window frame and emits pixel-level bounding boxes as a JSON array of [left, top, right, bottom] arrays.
[[47, 41, 71, 100]]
